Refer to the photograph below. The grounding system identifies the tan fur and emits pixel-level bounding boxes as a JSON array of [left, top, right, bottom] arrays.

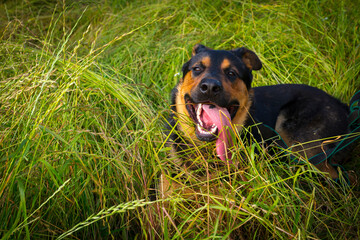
[[174, 72, 198, 140], [221, 58, 231, 69], [227, 82, 252, 132]]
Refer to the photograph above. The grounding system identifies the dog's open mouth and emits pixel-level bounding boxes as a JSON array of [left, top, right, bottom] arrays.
[[185, 95, 239, 161]]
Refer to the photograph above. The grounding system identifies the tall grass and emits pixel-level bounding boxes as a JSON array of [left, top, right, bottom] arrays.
[[0, 0, 359, 239]]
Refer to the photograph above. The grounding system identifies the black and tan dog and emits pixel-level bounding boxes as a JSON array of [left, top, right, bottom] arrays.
[[161, 44, 359, 198]]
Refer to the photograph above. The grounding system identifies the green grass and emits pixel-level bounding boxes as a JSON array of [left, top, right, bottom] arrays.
[[0, 0, 360, 239]]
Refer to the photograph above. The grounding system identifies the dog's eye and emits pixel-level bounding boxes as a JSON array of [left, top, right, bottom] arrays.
[[193, 66, 202, 72], [227, 70, 236, 77]]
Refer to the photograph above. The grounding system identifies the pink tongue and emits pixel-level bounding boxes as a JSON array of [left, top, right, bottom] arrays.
[[202, 105, 233, 161]]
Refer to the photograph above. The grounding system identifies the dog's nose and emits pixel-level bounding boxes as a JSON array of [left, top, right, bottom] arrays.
[[199, 78, 223, 96]]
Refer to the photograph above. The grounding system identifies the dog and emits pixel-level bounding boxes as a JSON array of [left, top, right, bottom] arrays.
[[160, 44, 359, 201]]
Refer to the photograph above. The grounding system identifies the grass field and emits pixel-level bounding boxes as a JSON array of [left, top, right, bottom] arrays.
[[1, 0, 360, 239]]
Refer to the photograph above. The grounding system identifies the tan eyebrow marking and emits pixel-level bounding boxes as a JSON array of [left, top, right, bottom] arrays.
[[201, 56, 211, 67], [221, 58, 231, 69]]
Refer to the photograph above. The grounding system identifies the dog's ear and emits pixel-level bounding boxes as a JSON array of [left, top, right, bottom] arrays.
[[192, 44, 211, 56], [231, 47, 262, 70]]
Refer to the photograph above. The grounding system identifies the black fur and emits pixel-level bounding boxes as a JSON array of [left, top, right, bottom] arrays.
[[246, 84, 349, 143], [167, 44, 359, 181]]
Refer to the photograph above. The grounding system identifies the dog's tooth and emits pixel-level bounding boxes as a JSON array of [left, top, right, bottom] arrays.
[[197, 117, 203, 127], [210, 125, 217, 134], [197, 124, 204, 133], [197, 124, 212, 135], [198, 118, 203, 127], [196, 104, 203, 126], [196, 104, 202, 117]]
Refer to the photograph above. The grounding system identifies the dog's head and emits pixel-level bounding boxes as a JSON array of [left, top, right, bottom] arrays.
[[171, 44, 262, 160]]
